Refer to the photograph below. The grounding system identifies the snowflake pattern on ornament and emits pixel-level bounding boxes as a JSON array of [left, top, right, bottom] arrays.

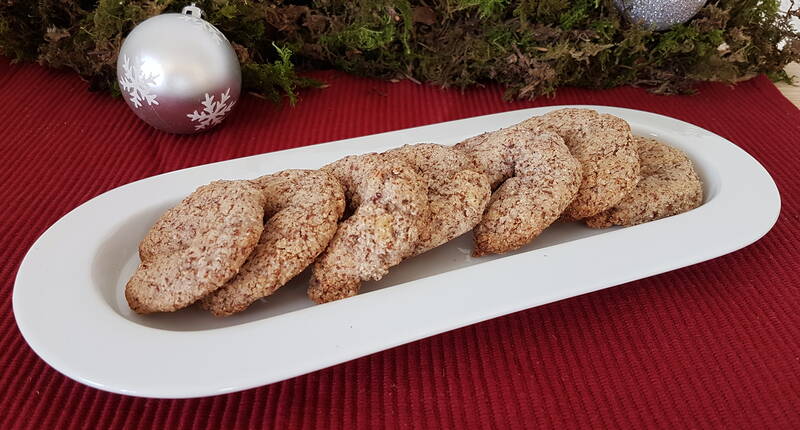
[[186, 89, 236, 131], [179, 14, 227, 45], [119, 55, 159, 109]]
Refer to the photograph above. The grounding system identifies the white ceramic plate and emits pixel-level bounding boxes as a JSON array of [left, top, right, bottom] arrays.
[[13, 106, 780, 399]]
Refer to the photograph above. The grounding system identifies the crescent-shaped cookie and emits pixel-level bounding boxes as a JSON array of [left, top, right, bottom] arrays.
[[202, 170, 346, 316], [126, 180, 265, 314], [456, 126, 581, 255], [309, 154, 429, 303], [524, 108, 639, 220], [585, 137, 703, 228]]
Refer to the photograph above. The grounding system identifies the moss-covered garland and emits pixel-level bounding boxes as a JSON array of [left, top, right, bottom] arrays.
[[1, 1, 798, 102]]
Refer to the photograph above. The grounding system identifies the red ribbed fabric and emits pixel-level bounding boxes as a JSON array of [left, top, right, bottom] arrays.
[[2, 57, 800, 429]]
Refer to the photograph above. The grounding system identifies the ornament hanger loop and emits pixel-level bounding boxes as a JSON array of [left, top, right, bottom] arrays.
[[182, 3, 203, 19]]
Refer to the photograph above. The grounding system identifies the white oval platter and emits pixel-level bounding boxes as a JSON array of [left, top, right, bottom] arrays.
[[13, 106, 780, 398]]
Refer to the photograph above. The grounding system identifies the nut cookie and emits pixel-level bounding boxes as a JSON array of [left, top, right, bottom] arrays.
[[384, 143, 491, 256], [309, 154, 429, 303], [456, 126, 581, 255], [586, 137, 703, 228], [524, 108, 639, 220], [202, 170, 346, 316], [126, 180, 265, 314]]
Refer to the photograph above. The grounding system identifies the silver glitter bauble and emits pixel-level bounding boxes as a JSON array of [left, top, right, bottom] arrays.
[[117, 4, 241, 134], [614, 0, 707, 31]]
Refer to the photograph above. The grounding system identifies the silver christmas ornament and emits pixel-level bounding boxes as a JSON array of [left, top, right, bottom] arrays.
[[613, 0, 707, 31], [117, 3, 241, 134]]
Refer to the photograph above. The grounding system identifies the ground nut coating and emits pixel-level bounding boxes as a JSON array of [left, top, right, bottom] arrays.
[[126, 180, 265, 314], [384, 143, 491, 256], [524, 108, 640, 220], [201, 170, 346, 316], [585, 137, 703, 228], [456, 126, 582, 256], [309, 154, 429, 303]]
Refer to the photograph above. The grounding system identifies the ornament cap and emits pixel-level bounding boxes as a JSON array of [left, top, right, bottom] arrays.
[[181, 3, 203, 19]]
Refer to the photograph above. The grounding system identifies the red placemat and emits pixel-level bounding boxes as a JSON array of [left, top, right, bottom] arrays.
[[2, 57, 800, 429]]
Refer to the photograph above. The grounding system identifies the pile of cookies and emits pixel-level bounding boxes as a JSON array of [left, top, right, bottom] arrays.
[[126, 108, 703, 316]]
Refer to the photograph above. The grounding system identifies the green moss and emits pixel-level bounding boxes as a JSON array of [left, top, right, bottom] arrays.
[[515, 0, 569, 22], [558, 0, 591, 29], [591, 18, 618, 41], [455, 0, 509, 18], [1, 0, 798, 101], [243, 43, 321, 105], [324, 20, 397, 51]]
